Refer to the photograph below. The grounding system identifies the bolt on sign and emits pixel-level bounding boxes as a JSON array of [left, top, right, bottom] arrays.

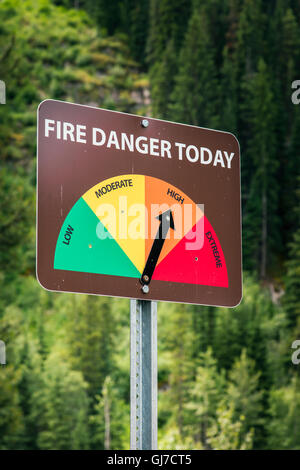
[[37, 100, 242, 306]]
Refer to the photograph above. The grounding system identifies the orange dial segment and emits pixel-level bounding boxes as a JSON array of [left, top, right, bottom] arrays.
[[144, 176, 204, 266]]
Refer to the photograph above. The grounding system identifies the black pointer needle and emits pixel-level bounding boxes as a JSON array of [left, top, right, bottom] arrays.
[[141, 209, 175, 286]]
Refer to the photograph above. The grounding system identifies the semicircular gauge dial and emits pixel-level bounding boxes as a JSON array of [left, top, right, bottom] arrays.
[[54, 174, 228, 288]]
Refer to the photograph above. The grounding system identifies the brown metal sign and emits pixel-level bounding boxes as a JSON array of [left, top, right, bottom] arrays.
[[37, 100, 242, 306]]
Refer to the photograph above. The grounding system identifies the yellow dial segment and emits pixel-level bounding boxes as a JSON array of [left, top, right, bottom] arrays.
[[82, 174, 146, 273]]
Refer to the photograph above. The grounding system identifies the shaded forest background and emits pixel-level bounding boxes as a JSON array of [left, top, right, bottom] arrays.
[[0, 0, 300, 449]]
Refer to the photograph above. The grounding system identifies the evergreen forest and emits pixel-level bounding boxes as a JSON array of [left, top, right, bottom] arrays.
[[0, 0, 300, 450]]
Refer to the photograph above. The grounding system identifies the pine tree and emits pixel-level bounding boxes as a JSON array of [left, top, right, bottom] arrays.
[[272, 6, 300, 257], [33, 354, 90, 450], [207, 402, 253, 450], [67, 295, 115, 399], [150, 39, 177, 118], [283, 108, 300, 236], [219, 47, 237, 133], [267, 376, 300, 449], [190, 305, 216, 366], [127, 0, 150, 66], [242, 59, 279, 277], [283, 180, 300, 327], [16, 338, 43, 450], [164, 304, 194, 440], [234, 0, 265, 92], [233, 0, 266, 206], [213, 275, 274, 398], [0, 169, 34, 275], [170, 7, 220, 128], [147, 0, 192, 118], [227, 349, 264, 447], [91, 376, 129, 450], [147, 0, 191, 65], [0, 366, 24, 450], [185, 349, 226, 448]]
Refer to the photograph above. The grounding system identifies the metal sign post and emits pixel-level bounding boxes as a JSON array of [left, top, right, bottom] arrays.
[[130, 300, 157, 450], [37, 100, 242, 451]]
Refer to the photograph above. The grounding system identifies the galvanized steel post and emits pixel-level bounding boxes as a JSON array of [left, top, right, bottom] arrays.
[[130, 299, 157, 450]]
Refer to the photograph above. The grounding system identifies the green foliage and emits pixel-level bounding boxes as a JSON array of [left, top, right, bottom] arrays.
[[0, 0, 149, 168], [227, 350, 264, 444], [159, 303, 194, 439], [0, 0, 299, 451], [0, 367, 24, 450], [67, 295, 115, 399], [169, 7, 220, 128], [156, 275, 289, 449], [91, 376, 130, 450], [148, 0, 300, 281], [147, 0, 191, 65], [0, 169, 34, 275], [33, 353, 90, 450], [267, 376, 300, 449], [54, 0, 150, 65], [242, 59, 279, 276], [150, 39, 177, 119], [207, 403, 253, 450], [283, 181, 300, 327], [185, 349, 226, 448]]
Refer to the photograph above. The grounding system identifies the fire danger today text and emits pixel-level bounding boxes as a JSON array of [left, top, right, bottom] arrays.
[[44, 118, 236, 169]]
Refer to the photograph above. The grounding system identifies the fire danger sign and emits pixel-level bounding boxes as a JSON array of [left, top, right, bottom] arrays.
[[37, 99, 242, 306]]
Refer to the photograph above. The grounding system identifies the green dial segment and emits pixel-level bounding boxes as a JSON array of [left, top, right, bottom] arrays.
[[54, 197, 141, 278]]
